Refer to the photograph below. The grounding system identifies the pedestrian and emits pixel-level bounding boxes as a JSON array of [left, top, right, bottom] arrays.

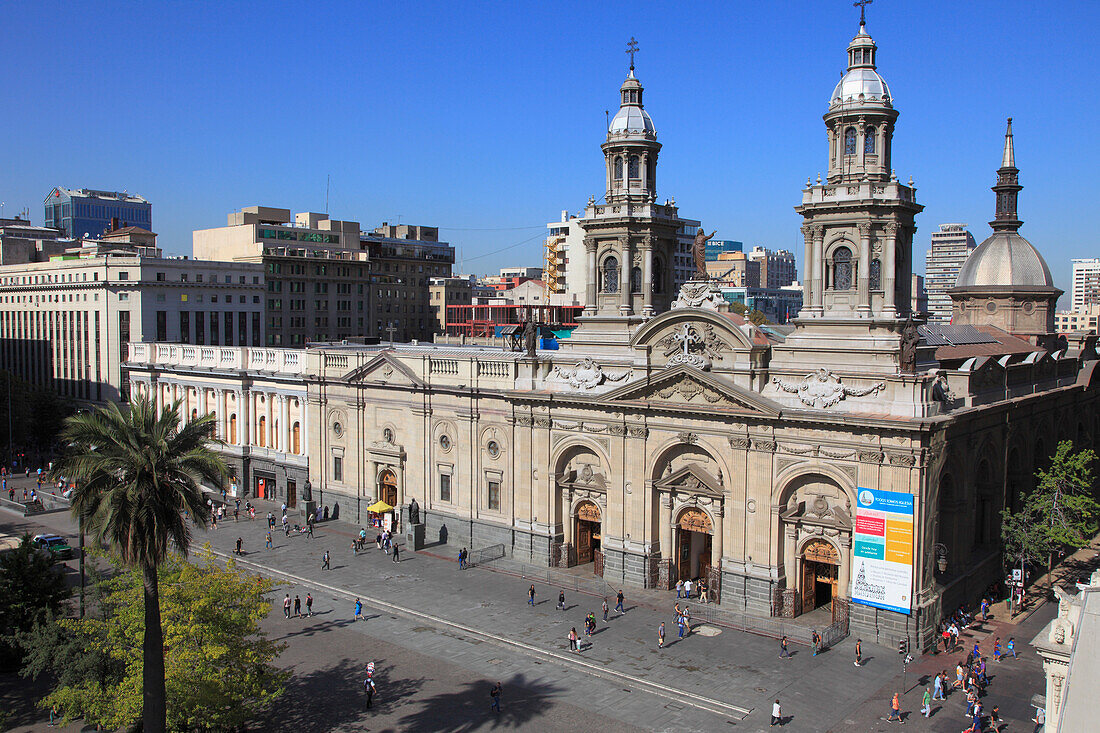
[[602, 598, 609, 622], [779, 635, 790, 659], [528, 585, 536, 606], [233, 506, 239, 522], [994, 636, 1002, 662], [364, 675, 376, 709], [700, 579, 710, 603], [235, 537, 243, 555], [1033, 706, 1046, 732], [854, 638, 863, 667], [458, 547, 466, 569], [351, 538, 358, 556], [616, 589, 625, 614], [658, 621, 665, 649], [490, 681, 502, 712], [989, 705, 1002, 733], [211, 512, 217, 530], [932, 670, 946, 700], [283, 515, 290, 537], [322, 550, 331, 570], [1008, 636, 1017, 660], [293, 595, 301, 618], [392, 544, 399, 562], [568, 627, 578, 651], [48, 703, 59, 728], [771, 699, 782, 727], [358, 528, 367, 550], [921, 687, 931, 717], [968, 701, 983, 733], [812, 629, 820, 656], [675, 579, 684, 598], [558, 590, 566, 611], [684, 578, 693, 599], [886, 691, 902, 722], [354, 597, 363, 620], [306, 513, 314, 537], [305, 592, 313, 617], [265, 531, 273, 549], [981, 597, 990, 621], [283, 594, 291, 619], [677, 612, 685, 639], [683, 605, 691, 634]]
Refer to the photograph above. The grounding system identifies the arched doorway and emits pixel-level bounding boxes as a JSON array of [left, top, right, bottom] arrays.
[[574, 501, 601, 565], [800, 539, 840, 614], [676, 507, 713, 582], [379, 469, 398, 507], [292, 422, 301, 454]]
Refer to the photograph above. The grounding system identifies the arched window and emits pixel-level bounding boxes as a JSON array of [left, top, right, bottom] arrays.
[[258, 416, 266, 448], [628, 156, 640, 179], [614, 157, 623, 181], [832, 247, 853, 290], [631, 266, 642, 293], [869, 258, 881, 290], [229, 414, 237, 444], [292, 422, 301, 454], [653, 258, 664, 294], [601, 256, 620, 293], [864, 127, 876, 154], [844, 127, 857, 155]]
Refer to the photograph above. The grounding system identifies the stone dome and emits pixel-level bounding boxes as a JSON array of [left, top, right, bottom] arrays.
[[830, 68, 892, 108], [608, 105, 655, 135], [954, 231, 1055, 289]]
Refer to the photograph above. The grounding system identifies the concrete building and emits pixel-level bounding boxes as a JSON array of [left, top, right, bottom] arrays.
[[497, 279, 547, 306], [1055, 304, 1099, 334], [362, 224, 455, 342], [717, 284, 803, 323], [44, 187, 151, 239], [500, 266, 543, 280], [704, 239, 743, 260], [0, 217, 67, 264], [429, 276, 473, 335], [0, 230, 263, 402], [1032, 569, 1100, 732], [1071, 258, 1100, 311], [925, 224, 977, 323], [706, 252, 760, 287], [747, 246, 797, 288]]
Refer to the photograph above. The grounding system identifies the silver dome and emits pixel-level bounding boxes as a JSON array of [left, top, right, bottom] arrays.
[[609, 105, 655, 135], [954, 231, 1054, 288], [830, 68, 892, 107]]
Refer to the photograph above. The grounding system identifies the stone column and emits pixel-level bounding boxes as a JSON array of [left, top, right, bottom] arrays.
[[583, 238, 598, 315], [282, 395, 291, 453], [218, 389, 227, 441], [883, 222, 899, 317], [811, 226, 825, 313], [641, 237, 654, 316], [712, 505, 724, 571], [561, 489, 572, 544], [660, 493, 673, 561], [857, 222, 872, 316], [299, 397, 308, 455], [619, 236, 632, 315], [857, 120, 866, 171], [801, 225, 814, 317], [242, 389, 251, 446], [838, 533, 852, 600]]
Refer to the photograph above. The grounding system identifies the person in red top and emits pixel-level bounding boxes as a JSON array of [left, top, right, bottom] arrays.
[[886, 691, 903, 722]]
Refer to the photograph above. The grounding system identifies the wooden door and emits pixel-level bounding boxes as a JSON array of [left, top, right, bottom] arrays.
[[576, 520, 592, 564], [287, 481, 296, 509], [801, 559, 817, 615]]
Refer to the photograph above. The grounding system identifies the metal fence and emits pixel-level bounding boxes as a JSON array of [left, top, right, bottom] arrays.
[[466, 543, 506, 568]]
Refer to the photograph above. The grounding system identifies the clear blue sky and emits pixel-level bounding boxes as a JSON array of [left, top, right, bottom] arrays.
[[2, 1, 1096, 302]]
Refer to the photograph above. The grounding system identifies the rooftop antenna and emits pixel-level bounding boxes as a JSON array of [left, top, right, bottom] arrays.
[[854, 0, 872, 26], [605, 109, 610, 131], [325, 174, 330, 215]]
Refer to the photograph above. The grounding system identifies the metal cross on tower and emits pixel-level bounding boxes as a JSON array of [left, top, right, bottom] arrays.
[[384, 323, 397, 345], [626, 37, 639, 71], [854, 0, 872, 25]]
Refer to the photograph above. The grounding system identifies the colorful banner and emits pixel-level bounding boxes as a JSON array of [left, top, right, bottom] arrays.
[[851, 487, 914, 615]]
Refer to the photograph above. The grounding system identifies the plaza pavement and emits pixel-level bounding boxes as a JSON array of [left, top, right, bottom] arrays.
[[0, 478, 1050, 732]]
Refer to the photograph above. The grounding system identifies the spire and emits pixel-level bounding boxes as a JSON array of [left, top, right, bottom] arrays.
[[991, 118, 1023, 233], [1001, 117, 1015, 168], [626, 37, 638, 77], [854, 0, 873, 29]]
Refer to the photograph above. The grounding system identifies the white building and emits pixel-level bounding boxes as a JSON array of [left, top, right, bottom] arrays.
[[1071, 258, 1100, 311], [499, 266, 543, 280], [925, 223, 977, 323], [747, 246, 797, 288], [1055, 304, 1099, 334]]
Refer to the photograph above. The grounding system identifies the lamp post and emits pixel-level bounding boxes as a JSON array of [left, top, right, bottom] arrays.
[[931, 543, 948, 575]]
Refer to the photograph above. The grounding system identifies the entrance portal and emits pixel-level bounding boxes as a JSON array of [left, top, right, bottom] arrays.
[[287, 480, 297, 509], [800, 539, 840, 615], [676, 508, 713, 581], [379, 469, 398, 507], [574, 501, 601, 564]]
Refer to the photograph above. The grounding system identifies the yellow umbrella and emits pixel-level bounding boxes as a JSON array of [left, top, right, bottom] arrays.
[[367, 500, 394, 513]]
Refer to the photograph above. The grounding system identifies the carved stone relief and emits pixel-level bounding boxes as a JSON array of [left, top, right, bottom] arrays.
[[772, 368, 885, 408]]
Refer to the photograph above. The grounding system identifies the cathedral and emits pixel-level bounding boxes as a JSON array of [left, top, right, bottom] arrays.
[[128, 18, 1100, 648]]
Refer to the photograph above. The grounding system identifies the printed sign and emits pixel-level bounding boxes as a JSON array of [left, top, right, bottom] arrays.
[[852, 487, 914, 615]]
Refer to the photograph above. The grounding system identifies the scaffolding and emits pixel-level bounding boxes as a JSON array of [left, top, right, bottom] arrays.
[[445, 304, 582, 338]]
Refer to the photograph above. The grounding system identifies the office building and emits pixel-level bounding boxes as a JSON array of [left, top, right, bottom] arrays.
[[704, 239, 743, 260], [925, 223, 977, 323], [912, 274, 928, 317], [499, 266, 543, 280], [363, 223, 455, 342], [1072, 258, 1100, 311], [747, 246, 797, 288], [429, 276, 473, 334], [1055, 305, 1099, 334], [44, 188, 151, 239], [0, 217, 66, 264], [706, 252, 760, 287]]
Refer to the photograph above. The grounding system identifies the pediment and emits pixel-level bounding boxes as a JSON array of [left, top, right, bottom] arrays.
[[342, 353, 424, 387], [600, 363, 781, 416], [654, 463, 724, 497]]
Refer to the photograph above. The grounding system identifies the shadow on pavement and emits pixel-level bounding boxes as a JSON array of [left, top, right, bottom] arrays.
[[396, 672, 563, 733]]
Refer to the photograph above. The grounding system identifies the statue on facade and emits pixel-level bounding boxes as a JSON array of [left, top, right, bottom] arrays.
[[692, 226, 717, 280], [302, 479, 312, 502], [408, 497, 420, 525], [524, 319, 537, 358], [900, 314, 920, 374]]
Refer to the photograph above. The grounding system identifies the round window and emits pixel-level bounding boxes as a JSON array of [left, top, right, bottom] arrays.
[[985, 300, 998, 314], [332, 422, 343, 436], [383, 428, 394, 444], [487, 440, 500, 458], [439, 434, 451, 451]]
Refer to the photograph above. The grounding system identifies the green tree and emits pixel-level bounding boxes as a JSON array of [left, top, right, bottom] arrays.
[[22, 547, 286, 731], [747, 309, 770, 326], [0, 535, 69, 669], [730, 302, 748, 315], [56, 396, 226, 733]]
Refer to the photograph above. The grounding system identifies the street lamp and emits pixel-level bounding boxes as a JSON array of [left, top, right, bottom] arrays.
[[931, 543, 948, 574]]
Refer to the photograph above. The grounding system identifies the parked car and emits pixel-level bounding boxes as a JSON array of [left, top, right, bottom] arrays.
[[32, 534, 74, 560]]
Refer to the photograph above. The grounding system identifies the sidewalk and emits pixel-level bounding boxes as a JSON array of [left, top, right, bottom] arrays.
[[987, 533, 1100, 626]]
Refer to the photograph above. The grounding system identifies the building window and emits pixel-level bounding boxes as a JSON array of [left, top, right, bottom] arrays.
[[628, 155, 640, 179], [832, 247, 853, 290], [156, 311, 167, 341], [653, 257, 664, 294], [601, 256, 619, 293], [333, 456, 343, 482], [614, 157, 623, 181], [864, 126, 876, 154], [844, 127, 857, 155], [487, 479, 500, 511], [869, 258, 882, 291], [440, 473, 451, 503], [631, 266, 641, 293]]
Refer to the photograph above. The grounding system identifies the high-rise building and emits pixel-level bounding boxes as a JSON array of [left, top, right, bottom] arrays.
[[705, 239, 743, 260], [429, 276, 473, 334], [925, 223, 977, 323], [747, 246, 797, 288], [363, 223, 455, 342], [1071, 258, 1100, 311], [44, 187, 151, 239]]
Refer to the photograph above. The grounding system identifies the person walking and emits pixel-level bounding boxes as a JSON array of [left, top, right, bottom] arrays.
[[305, 593, 313, 617], [932, 670, 946, 700], [994, 636, 1002, 662], [677, 612, 685, 640], [683, 605, 691, 634], [886, 691, 903, 722], [265, 531, 273, 549], [354, 597, 363, 620], [392, 544, 400, 562], [811, 629, 820, 656], [558, 590, 566, 611], [1007, 636, 1017, 660], [616, 589, 625, 614], [293, 595, 301, 618], [684, 578, 693, 599], [921, 687, 931, 717], [458, 547, 467, 569], [322, 550, 331, 571], [235, 537, 243, 555], [658, 621, 665, 649], [364, 675, 376, 709], [602, 598, 609, 622], [854, 638, 863, 667], [490, 681, 502, 712], [771, 699, 782, 727], [528, 585, 536, 606], [1033, 706, 1046, 732], [568, 627, 578, 652], [283, 594, 291, 619], [779, 635, 790, 659], [233, 505, 239, 522], [675, 579, 684, 598], [306, 515, 314, 538]]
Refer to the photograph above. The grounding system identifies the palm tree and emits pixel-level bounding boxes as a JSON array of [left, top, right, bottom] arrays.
[[58, 395, 226, 733]]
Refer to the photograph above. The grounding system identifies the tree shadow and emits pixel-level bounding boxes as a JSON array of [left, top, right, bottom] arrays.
[[396, 672, 564, 733], [256, 656, 426, 733]]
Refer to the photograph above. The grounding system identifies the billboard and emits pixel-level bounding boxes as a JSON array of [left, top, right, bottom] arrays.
[[852, 487, 914, 615]]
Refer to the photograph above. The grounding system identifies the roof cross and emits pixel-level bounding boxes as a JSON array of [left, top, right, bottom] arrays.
[[626, 37, 639, 71], [854, 0, 872, 25]]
